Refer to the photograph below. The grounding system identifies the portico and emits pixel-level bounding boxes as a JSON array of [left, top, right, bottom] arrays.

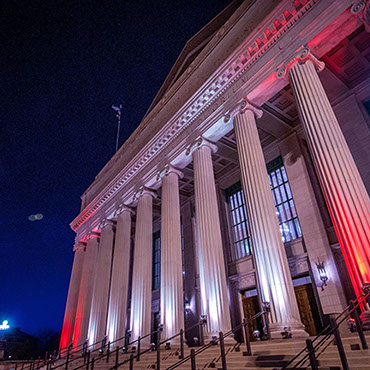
[[60, 0, 370, 353]]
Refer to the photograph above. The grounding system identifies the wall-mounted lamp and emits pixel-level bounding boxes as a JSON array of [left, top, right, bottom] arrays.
[[200, 314, 207, 326], [316, 261, 328, 291], [185, 302, 191, 314]]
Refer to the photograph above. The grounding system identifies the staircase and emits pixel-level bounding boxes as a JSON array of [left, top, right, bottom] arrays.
[[52, 332, 370, 369]]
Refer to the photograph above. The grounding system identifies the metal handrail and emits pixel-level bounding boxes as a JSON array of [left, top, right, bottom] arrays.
[[49, 325, 163, 370], [281, 291, 370, 369], [104, 318, 208, 370], [166, 311, 266, 370]]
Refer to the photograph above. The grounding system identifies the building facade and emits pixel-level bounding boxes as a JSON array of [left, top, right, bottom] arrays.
[[60, 0, 370, 350]]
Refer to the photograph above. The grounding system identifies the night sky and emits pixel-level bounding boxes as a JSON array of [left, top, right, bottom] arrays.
[[1, 0, 233, 335]]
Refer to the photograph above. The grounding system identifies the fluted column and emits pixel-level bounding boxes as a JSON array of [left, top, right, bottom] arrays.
[[130, 187, 156, 346], [73, 232, 99, 347], [106, 205, 133, 346], [88, 219, 115, 346], [286, 49, 370, 298], [233, 101, 306, 338], [60, 242, 85, 350], [186, 137, 232, 339], [158, 165, 185, 343]]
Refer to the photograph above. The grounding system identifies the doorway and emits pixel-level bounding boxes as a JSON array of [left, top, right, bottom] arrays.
[[294, 283, 321, 336], [241, 294, 264, 341]]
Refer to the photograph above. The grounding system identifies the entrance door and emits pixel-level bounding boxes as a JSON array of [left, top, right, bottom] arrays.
[[294, 284, 319, 336], [241, 295, 263, 341]]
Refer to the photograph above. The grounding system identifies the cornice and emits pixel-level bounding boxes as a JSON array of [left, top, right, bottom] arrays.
[[70, 0, 343, 232]]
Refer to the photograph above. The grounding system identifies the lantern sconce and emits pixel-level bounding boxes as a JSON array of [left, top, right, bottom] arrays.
[[185, 301, 191, 314], [316, 261, 328, 291]]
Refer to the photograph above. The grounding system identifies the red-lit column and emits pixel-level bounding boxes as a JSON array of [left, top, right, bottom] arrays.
[[88, 219, 115, 346], [130, 187, 156, 347], [59, 242, 85, 350], [286, 49, 370, 299], [106, 205, 133, 346], [72, 232, 99, 347]]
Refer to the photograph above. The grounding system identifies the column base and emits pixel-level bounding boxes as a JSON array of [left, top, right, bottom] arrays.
[[269, 322, 308, 339], [203, 332, 236, 345], [163, 337, 181, 348], [360, 310, 370, 330]]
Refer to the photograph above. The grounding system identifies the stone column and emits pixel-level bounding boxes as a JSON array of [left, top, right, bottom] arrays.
[[60, 242, 85, 350], [106, 205, 133, 346], [73, 232, 99, 347], [280, 134, 347, 315], [186, 137, 232, 339], [157, 165, 185, 344], [285, 49, 370, 298], [233, 101, 306, 338], [88, 219, 115, 346], [130, 187, 156, 346]]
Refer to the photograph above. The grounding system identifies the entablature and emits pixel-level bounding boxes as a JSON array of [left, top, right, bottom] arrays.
[[71, 0, 360, 233]]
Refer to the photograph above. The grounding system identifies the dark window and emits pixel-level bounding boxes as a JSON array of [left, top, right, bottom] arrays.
[[267, 157, 302, 243], [152, 230, 161, 291], [225, 157, 302, 259], [225, 182, 251, 261]]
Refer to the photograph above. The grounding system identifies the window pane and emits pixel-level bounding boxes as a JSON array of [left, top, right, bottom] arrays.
[[226, 187, 251, 261], [267, 160, 302, 244]]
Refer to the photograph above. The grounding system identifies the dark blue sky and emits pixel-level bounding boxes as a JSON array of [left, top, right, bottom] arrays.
[[1, 0, 232, 334]]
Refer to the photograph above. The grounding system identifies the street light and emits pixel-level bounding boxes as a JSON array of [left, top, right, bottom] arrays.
[[0, 321, 9, 330]]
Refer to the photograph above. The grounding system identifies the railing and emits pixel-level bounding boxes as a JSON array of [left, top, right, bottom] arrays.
[[45, 316, 207, 370], [166, 311, 266, 370], [94, 318, 208, 370], [279, 291, 370, 370]]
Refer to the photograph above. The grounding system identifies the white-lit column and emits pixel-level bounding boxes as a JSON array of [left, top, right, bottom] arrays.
[[73, 232, 99, 347], [60, 242, 85, 350], [88, 219, 115, 346], [106, 205, 133, 346], [130, 187, 156, 346], [158, 165, 185, 343], [287, 51, 370, 298], [187, 137, 232, 339], [233, 101, 306, 338]]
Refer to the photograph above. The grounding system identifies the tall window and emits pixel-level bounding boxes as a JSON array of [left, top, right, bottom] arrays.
[[267, 156, 302, 243], [152, 230, 161, 291], [225, 182, 251, 261], [226, 157, 302, 260]]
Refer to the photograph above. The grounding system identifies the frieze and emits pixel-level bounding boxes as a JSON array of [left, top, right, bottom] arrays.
[[71, 0, 322, 231]]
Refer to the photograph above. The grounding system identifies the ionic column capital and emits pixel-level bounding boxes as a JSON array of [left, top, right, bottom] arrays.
[[73, 241, 86, 252], [133, 186, 157, 202], [87, 231, 100, 241], [114, 204, 134, 218], [231, 99, 263, 120], [156, 164, 184, 183], [98, 218, 116, 230], [276, 47, 325, 80], [351, 1, 370, 32], [185, 136, 218, 157]]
